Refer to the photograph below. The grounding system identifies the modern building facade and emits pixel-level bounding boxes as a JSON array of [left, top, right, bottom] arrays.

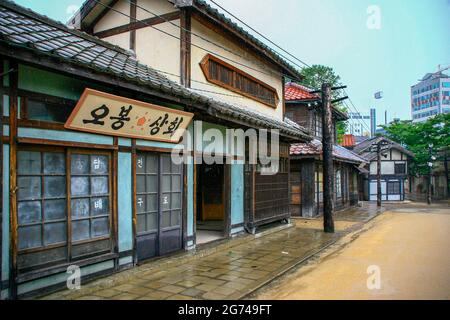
[[0, 1, 312, 299], [345, 112, 371, 139], [411, 71, 450, 122]]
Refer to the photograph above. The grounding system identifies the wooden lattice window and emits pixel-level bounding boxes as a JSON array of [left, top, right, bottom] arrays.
[[200, 54, 279, 108]]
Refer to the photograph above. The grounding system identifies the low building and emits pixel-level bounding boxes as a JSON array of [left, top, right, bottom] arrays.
[[285, 83, 367, 218], [353, 136, 414, 201], [0, 1, 311, 299]]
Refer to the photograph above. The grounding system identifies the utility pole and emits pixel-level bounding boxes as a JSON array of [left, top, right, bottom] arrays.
[[376, 141, 382, 207], [322, 83, 334, 233], [427, 144, 433, 205]]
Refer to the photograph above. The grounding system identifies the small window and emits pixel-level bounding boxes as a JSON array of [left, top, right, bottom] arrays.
[[387, 181, 400, 194], [26, 99, 73, 123], [394, 163, 406, 174], [200, 54, 279, 108]]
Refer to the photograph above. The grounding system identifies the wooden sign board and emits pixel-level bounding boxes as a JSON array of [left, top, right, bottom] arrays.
[[65, 89, 193, 143]]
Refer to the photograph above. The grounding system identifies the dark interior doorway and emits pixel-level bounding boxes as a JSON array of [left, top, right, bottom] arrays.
[[196, 162, 226, 244]]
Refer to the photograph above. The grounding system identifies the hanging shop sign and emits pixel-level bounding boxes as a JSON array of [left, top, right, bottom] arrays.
[[65, 88, 193, 143]]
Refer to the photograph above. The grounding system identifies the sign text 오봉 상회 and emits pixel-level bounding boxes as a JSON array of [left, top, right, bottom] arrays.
[[65, 89, 194, 143]]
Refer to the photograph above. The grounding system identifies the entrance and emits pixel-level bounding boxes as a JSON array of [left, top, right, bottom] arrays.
[[135, 153, 183, 262], [196, 163, 227, 244]]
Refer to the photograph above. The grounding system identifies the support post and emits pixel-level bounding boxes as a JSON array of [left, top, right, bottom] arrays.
[[427, 144, 433, 205], [444, 151, 449, 199], [322, 83, 334, 233], [377, 141, 382, 207]]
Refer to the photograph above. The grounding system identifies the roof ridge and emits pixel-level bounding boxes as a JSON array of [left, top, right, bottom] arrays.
[[1, 0, 133, 56]]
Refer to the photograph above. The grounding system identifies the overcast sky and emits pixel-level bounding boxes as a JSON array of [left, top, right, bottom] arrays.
[[12, 0, 450, 125]]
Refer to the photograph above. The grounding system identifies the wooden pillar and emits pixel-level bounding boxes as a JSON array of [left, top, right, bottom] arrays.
[[0, 58, 3, 293], [9, 60, 18, 298], [377, 142, 382, 207], [180, 8, 191, 88], [131, 139, 137, 264], [129, 0, 137, 52], [321, 83, 334, 233]]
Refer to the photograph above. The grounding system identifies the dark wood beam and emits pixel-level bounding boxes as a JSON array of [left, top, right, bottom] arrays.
[[180, 8, 192, 88], [93, 11, 181, 39]]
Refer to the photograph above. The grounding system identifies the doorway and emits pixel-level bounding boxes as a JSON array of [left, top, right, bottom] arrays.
[[196, 163, 227, 245], [135, 153, 183, 262]]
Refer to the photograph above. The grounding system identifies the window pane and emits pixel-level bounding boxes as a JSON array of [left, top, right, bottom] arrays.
[[44, 176, 66, 198], [71, 176, 89, 196], [170, 210, 180, 227], [171, 162, 181, 174], [18, 151, 41, 175], [91, 176, 109, 195], [18, 225, 41, 249], [146, 175, 158, 193], [146, 212, 157, 231], [72, 220, 90, 241], [172, 175, 181, 192], [171, 193, 181, 209], [136, 155, 145, 174], [137, 214, 146, 234], [44, 199, 66, 221], [136, 175, 146, 194], [27, 99, 72, 123], [71, 154, 89, 175], [18, 201, 42, 224], [161, 211, 170, 228], [162, 175, 171, 192], [146, 155, 158, 174], [18, 176, 41, 200], [136, 196, 146, 213], [162, 155, 171, 173], [71, 198, 90, 219], [91, 155, 108, 174], [43, 152, 65, 174], [44, 222, 66, 245], [91, 217, 109, 238], [90, 197, 109, 216], [146, 194, 157, 212]]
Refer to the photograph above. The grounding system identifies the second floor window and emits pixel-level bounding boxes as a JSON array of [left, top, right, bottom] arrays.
[[200, 54, 279, 108], [315, 112, 323, 138]]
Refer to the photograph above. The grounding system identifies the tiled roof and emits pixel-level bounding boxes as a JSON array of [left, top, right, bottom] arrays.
[[285, 82, 318, 101], [341, 134, 356, 148], [0, 1, 311, 141], [291, 139, 367, 164], [353, 136, 414, 161]]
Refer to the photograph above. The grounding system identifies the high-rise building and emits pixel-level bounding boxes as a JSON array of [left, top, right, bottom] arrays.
[[346, 112, 371, 137], [411, 71, 450, 122], [370, 108, 376, 137]]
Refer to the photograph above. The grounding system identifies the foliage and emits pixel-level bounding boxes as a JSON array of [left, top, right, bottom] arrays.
[[299, 64, 348, 142], [380, 113, 450, 175]]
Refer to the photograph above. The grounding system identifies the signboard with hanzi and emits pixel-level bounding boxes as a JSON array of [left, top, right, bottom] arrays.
[[65, 89, 193, 143]]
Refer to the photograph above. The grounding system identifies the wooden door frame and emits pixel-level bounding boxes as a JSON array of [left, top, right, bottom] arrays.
[[194, 159, 231, 240]]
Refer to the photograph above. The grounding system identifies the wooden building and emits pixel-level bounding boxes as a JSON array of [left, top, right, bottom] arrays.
[[0, 1, 311, 298], [285, 83, 367, 217], [353, 136, 414, 201]]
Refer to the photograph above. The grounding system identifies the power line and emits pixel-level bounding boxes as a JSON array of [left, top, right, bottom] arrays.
[[208, 0, 311, 69], [93, 0, 305, 83], [121, 0, 307, 72]]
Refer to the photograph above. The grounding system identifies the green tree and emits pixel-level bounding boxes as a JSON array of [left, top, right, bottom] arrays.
[[299, 65, 348, 143], [381, 114, 450, 175]]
